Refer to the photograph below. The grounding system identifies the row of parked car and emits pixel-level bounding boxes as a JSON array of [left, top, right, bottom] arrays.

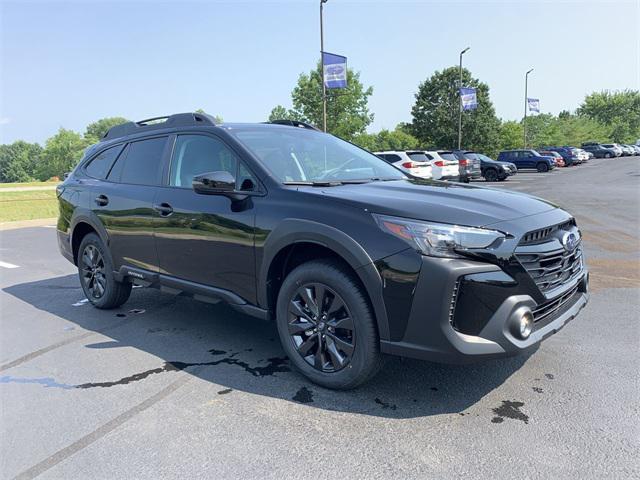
[[583, 142, 640, 157], [375, 141, 639, 182]]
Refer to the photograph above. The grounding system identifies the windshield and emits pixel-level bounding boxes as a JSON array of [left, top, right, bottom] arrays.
[[232, 127, 406, 183], [530, 150, 542, 157], [477, 153, 495, 162]]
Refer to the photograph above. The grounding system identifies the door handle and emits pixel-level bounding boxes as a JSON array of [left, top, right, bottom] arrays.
[[154, 202, 173, 216], [95, 194, 109, 207]]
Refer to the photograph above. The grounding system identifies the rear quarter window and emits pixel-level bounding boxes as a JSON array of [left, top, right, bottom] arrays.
[[84, 145, 123, 179], [108, 137, 167, 185]]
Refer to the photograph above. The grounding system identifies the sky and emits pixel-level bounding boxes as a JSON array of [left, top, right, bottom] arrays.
[[1, 0, 639, 144]]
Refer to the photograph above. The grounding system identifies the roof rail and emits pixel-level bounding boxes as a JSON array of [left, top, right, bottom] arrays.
[[102, 112, 218, 141], [267, 119, 321, 131]]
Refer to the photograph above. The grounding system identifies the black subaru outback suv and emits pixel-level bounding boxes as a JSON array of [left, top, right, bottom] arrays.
[[57, 113, 589, 389]]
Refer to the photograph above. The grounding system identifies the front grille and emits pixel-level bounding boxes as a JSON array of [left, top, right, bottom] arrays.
[[519, 219, 575, 245], [516, 242, 584, 294], [532, 283, 581, 324]]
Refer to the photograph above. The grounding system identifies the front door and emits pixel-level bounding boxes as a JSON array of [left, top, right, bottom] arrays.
[[153, 133, 258, 304]]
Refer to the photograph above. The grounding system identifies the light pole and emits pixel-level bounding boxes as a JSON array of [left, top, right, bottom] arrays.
[[320, 0, 328, 132], [524, 68, 533, 148], [458, 47, 470, 150]]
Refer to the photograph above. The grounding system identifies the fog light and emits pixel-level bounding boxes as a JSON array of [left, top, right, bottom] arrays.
[[518, 312, 534, 339]]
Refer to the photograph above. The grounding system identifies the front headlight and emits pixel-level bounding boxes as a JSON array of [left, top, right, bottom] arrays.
[[373, 214, 505, 258], [502, 165, 510, 170]]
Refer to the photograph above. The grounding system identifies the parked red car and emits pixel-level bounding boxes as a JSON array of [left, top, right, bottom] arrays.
[[538, 150, 565, 167]]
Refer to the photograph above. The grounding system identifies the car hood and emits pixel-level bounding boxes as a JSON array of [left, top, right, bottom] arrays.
[[307, 179, 557, 228]]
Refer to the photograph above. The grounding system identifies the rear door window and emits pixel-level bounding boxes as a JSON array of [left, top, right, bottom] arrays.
[[108, 137, 167, 185], [85, 145, 123, 179]]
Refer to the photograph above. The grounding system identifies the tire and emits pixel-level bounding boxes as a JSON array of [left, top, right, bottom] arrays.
[[537, 162, 549, 173], [276, 259, 382, 390], [604, 153, 611, 158], [77, 233, 132, 309], [484, 168, 498, 182]]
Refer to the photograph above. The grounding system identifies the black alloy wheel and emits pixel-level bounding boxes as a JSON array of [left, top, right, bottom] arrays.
[[287, 283, 355, 373], [484, 168, 498, 182], [80, 244, 107, 299], [537, 162, 549, 173]]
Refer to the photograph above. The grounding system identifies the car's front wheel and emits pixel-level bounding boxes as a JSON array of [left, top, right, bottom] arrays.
[[537, 162, 549, 172], [276, 259, 382, 389], [78, 233, 132, 309], [604, 153, 612, 158]]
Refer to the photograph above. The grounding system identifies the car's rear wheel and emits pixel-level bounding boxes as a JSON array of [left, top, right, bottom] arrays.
[[537, 162, 549, 173], [484, 168, 498, 182], [276, 259, 382, 389], [78, 233, 132, 309]]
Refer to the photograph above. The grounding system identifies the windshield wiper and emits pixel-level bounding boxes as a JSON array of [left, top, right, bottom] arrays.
[[283, 181, 344, 187]]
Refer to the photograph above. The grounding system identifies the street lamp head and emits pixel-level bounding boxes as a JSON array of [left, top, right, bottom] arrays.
[[461, 47, 470, 55], [526, 68, 534, 75]]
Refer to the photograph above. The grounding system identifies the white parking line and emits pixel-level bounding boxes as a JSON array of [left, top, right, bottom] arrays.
[[0, 261, 20, 269]]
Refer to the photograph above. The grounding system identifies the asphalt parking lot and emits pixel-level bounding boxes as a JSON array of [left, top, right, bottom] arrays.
[[1, 157, 639, 479]]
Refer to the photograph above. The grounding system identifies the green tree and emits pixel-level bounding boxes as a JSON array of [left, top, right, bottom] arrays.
[[578, 90, 640, 143], [84, 117, 129, 143], [39, 128, 90, 180], [195, 109, 223, 124], [411, 67, 501, 153], [497, 121, 523, 153], [352, 127, 420, 152], [268, 105, 298, 122], [0, 141, 43, 182], [269, 62, 374, 140]]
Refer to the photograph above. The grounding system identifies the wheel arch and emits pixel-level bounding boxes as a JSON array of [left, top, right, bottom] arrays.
[[70, 209, 110, 265], [258, 219, 391, 340]]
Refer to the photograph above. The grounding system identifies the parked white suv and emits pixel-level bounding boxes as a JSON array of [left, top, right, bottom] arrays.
[[375, 151, 432, 179], [601, 144, 622, 157], [424, 151, 460, 180]]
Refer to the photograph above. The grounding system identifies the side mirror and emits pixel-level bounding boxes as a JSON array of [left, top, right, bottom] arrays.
[[193, 171, 236, 195]]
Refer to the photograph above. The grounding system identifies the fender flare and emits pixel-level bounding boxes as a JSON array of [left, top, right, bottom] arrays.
[[257, 218, 390, 340], [69, 208, 110, 260]]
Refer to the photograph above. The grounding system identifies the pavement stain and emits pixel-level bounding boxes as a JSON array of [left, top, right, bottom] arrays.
[[374, 398, 398, 410], [0, 376, 75, 390], [532, 387, 544, 393], [217, 388, 233, 395], [292, 386, 314, 404], [2, 350, 290, 391], [491, 400, 529, 424]]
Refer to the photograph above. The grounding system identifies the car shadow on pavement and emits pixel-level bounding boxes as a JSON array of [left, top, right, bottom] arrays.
[[4, 274, 536, 419]]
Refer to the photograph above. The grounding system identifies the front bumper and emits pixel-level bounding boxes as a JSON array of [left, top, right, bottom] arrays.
[[379, 254, 589, 364]]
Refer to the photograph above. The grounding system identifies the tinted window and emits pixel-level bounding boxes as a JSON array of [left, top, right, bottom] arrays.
[[170, 135, 238, 187], [109, 137, 166, 185], [85, 145, 122, 179], [439, 152, 457, 161], [386, 154, 402, 163], [407, 153, 429, 162]]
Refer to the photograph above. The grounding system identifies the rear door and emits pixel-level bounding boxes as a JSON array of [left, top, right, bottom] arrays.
[[93, 136, 169, 273], [153, 133, 259, 303]]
